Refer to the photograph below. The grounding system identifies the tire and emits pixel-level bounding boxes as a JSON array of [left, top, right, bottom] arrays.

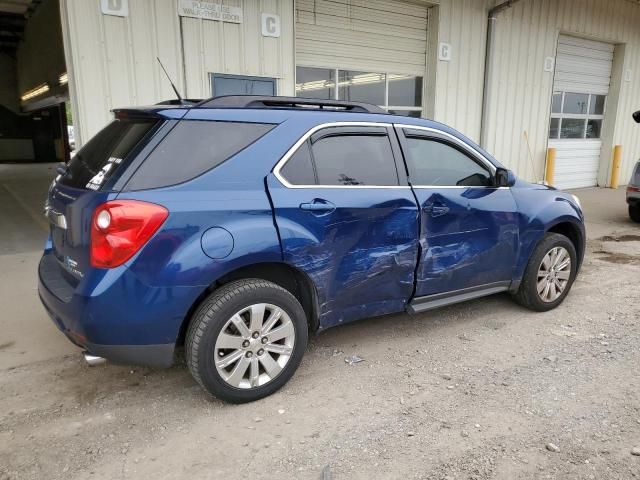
[[185, 279, 308, 403], [629, 205, 640, 223], [512, 232, 577, 312]]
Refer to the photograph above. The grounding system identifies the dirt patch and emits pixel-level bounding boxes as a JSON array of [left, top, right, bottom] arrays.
[[0, 342, 15, 351], [598, 234, 640, 242], [593, 250, 640, 265], [1, 230, 640, 479]]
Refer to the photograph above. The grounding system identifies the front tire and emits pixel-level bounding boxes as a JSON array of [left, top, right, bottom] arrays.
[[512, 233, 577, 312], [186, 279, 308, 403], [629, 204, 640, 223]]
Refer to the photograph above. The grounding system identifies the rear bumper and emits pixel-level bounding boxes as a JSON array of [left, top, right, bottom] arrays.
[[37, 251, 202, 368], [38, 286, 176, 368], [626, 187, 640, 206]]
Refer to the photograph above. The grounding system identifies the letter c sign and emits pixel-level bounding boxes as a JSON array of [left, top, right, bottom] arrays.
[[261, 13, 280, 38]]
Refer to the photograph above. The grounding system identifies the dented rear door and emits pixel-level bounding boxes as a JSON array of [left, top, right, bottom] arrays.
[[267, 124, 419, 328]]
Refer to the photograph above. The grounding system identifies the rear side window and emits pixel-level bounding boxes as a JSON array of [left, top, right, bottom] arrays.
[[279, 128, 399, 186], [59, 119, 159, 190], [280, 141, 316, 185], [125, 120, 275, 190]]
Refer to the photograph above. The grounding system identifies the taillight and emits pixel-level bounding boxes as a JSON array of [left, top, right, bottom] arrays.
[[627, 186, 640, 193], [90, 200, 169, 268]]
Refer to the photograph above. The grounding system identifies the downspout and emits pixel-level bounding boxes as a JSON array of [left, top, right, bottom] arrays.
[[480, 0, 522, 149]]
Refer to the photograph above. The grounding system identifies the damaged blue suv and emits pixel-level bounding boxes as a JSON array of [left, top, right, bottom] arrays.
[[39, 96, 585, 402]]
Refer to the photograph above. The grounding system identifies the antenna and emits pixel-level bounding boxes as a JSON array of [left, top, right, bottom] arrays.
[[156, 57, 184, 104]]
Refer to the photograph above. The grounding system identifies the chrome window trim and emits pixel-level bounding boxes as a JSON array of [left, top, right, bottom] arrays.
[[411, 186, 510, 190], [273, 121, 504, 190], [272, 121, 410, 189]]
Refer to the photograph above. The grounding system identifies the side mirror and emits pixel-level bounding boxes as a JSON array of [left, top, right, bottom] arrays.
[[495, 168, 516, 187], [633, 110, 640, 123]]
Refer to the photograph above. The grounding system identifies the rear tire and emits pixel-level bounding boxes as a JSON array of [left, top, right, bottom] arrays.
[[629, 205, 640, 223], [512, 233, 577, 312], [186, 279, 308, 403]]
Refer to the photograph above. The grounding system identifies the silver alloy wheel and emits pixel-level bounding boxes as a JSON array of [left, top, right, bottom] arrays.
[[537, 246, 571, 302], [214, 303, 295, 389]]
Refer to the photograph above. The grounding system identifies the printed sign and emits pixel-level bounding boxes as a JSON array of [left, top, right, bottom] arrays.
[[178, 0, 243, 23], [101, 0, 128, 17], [261, 13, 280, 37]]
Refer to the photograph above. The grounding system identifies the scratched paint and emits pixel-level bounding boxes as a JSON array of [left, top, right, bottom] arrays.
[[267, 175, 420, 329]]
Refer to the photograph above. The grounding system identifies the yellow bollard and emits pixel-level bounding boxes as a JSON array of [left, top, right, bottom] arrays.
[[610, 145, 622, 188], [545, 147, 556, 185]]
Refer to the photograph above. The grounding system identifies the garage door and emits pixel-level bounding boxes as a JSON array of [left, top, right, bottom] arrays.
[[548, 35, 613, 190], [295, 0, 428, 117]]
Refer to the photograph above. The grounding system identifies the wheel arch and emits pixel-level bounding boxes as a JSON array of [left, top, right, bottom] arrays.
[[546, 219, 585, 269], [176, 262, 320, 346]]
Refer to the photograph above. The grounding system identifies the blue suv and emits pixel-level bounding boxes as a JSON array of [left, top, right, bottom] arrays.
[[39, 96, 585, 402]]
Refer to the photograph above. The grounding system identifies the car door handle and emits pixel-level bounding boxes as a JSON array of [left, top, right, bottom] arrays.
[[423, 204, 450, 217], [299, 199, 336, 214]]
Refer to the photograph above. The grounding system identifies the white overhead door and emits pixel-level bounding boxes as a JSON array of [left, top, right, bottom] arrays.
[[548, 35, 613, 190], [295, 0, 428, 117]]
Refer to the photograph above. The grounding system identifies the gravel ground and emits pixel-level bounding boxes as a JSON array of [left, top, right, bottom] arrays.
[[1, 184, 639, 479]]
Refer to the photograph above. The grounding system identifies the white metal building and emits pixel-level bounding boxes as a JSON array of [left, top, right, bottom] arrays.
[[3, 0, 640, 189]]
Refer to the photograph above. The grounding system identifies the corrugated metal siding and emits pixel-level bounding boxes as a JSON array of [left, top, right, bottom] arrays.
[[430, 0, 489, 143], [62, 0, 295, 146], [181, 0, 294, 98], [61, 0, 185, 146], [295, 0, 429, 75], [482, 0, 640, 185]]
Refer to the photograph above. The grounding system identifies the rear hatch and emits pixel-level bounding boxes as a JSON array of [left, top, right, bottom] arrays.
[[45, 118, 161, 284]]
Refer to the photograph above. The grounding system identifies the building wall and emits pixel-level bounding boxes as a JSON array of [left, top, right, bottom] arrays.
[[61, 0, 295, 145], [482, 0, 640, 184], [182, 0, 294, 98], [60, 0, 185, 145], [0, 53, 34, 161], [0, 53, 19, 112], [60, 0, 639, 186], [16, 0, 66, 98], [429, 0, 489, 144]]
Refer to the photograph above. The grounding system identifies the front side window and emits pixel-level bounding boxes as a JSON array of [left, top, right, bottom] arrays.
[[549, 91, 606, 139], [403, 134, 492, 187], [279, 128, 399, 187], [295, 66, 423, 117]]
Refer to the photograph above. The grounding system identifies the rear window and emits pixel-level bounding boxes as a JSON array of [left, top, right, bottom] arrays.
[[59, 119, 159, 190], [124, 120, 275, 190]]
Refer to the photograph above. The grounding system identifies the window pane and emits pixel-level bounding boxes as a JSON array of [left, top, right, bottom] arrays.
[[388, 75, 422, 107], [388, 109, 422, 118], [551, 92, 562, 113], [280, 141, 315, 185], [560, 118, 586, 139], [563, 93, 589, 114], [403, 135, 492, 187], [549, 118, 560, 138], [586, 119, 602, 139], [213, 75, 275, 96], [60, 119, 159, 190], [338, 71, 385, 105], [126, 121, 275, 190], [296, 67, 335, 100], [589, 94, 606, 115], [312, 134, 398, 186]]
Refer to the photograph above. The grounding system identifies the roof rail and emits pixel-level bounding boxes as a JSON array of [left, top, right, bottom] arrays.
[[196, 95, 387, 114]]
